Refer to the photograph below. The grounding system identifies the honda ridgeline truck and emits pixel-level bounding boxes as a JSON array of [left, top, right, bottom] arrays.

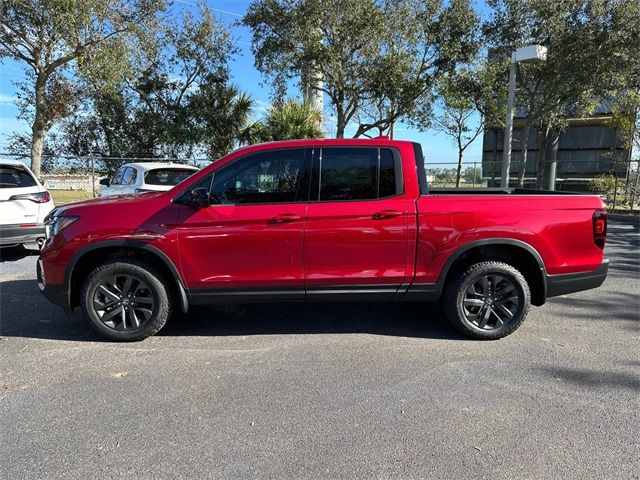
[[38, 138, 609, 341]]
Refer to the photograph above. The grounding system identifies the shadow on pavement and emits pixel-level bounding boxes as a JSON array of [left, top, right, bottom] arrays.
[[539, 365, 640, 392], [0, 244, 39, 263], [0, 279, 464, 342]]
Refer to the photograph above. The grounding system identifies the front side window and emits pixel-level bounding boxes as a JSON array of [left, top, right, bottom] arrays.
[[122, 167, 137, 185], [0, 166, 37, 188], [210, 149, 306, 204], [318, 147, 402, 201], [111, 167, 125, 185]]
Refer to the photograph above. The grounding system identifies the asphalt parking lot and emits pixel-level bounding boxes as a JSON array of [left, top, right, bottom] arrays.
[[1, 215, 638, 480]]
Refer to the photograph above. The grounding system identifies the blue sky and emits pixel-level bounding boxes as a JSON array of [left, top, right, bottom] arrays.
[[0, 0, 489, 167]]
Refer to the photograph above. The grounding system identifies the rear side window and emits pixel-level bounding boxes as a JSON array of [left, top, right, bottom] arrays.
[[0, 166, 37, 188], [145, 168, 195, 186], [317, 147, 402, 201]]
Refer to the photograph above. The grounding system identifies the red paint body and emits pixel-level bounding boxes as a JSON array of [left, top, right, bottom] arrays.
[[39, 138, 607, 308]]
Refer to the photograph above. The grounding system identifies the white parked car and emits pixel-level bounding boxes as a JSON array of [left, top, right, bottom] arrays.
[[98, 162, 199, 197], [0, 159, 55, 248]]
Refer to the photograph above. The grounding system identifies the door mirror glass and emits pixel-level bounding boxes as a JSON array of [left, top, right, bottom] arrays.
[[99, 178, 111, 186]]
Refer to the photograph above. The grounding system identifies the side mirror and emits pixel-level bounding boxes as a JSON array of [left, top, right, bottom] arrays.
[[99, 178, 111, 186], [190, 187, 210, 208]]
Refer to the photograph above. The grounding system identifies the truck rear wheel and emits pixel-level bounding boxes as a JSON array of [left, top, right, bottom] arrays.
[[444, 261, 530, 340], [81, 259, 172, 341]]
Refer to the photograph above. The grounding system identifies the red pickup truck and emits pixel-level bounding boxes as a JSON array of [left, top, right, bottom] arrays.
[[38, 138, 608, 341]]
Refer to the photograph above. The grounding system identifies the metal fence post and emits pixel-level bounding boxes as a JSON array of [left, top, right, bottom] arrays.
[[91, 157, 96, 198], [472, 161, 477, 188], [612, 158, 619, 210]]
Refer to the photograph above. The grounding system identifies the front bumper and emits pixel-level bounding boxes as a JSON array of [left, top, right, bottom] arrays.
[[37, 259, 71, 311], [545, 259, 609, 298], [0, 223, 46, 246]]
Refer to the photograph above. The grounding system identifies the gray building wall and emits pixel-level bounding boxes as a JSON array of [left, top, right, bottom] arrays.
[[482, 120, 630, 190]]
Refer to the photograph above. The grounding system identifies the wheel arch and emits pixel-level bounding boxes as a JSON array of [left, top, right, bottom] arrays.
[[438, 239, 547, 306], [66, 240, 189, 313]]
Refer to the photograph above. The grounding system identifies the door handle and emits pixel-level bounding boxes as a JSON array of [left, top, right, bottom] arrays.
[[373, 209, 403, 219], [271, 213, 302, 223]]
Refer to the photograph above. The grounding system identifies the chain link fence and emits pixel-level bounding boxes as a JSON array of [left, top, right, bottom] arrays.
[[1, 152, 638, 211]]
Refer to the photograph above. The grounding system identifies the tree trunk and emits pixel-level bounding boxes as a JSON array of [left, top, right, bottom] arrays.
[[30, 72, 48, 177], [455, 149, 463, 188], [536, 126, 550, 189], [517, 123, 531, 187], [335, 107, 345, 138]]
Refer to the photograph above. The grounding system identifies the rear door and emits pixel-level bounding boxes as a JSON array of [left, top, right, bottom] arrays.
[[303, 146, 410, 299], [0, 164, 41, 225]]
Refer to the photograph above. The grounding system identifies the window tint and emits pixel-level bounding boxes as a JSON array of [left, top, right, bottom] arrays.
[[210, 149, 306, 204], [0, 166, 37, 188], [379, 149, 398, 198], [145, 168, 195, 186], [122, 167, 137, 185], [318, 147, 400, 201]]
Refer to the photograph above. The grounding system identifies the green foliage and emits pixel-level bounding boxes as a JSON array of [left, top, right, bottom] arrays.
[[244, 0, 479, 138], [249, 99, 323, 142], [59, 4, 254, 161], [0, 0, 165, 175]]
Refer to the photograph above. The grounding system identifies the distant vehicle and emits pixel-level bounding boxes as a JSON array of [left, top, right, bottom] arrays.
[[38, 139, 608, 341], [0, 159, 54, 248], [98, 162, 199, 197]]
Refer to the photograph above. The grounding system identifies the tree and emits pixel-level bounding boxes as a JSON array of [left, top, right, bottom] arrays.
[[430, 70, 484, 187], [249, 99, 323, 142], [483, 0, 640, 188], [243, 0, 478, 138], [0, 0, 164, 176], [59, 4, 253, 162]]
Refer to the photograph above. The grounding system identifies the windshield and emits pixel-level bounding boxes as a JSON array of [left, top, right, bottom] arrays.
[[0, 165, 37, 188], [144, 168, 196, 186]]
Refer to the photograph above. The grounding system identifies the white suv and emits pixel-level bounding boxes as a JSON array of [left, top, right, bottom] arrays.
[[98, 162, 199, 197], [0, 159, 55, 248]]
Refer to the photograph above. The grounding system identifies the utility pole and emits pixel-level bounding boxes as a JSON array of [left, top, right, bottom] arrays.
[[501, 45, 548, 188], [303, 63, 324, 131]]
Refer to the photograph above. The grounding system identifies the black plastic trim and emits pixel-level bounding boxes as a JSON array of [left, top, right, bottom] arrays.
[[546, 259, 609, 298], [65, 240, 189, 313], [190, 286, 304, 304]]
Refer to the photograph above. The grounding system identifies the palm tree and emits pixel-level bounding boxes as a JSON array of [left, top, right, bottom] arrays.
[[250, 99, 323, 142]]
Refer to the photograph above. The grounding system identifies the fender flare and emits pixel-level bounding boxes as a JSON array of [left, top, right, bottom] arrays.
[[65, 240, 189, 313], [435, 238, 547, 300]]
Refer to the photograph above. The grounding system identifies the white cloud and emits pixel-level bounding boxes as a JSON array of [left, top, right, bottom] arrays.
[[0, 93, 17, 106]]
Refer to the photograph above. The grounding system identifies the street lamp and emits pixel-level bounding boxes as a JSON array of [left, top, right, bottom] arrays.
[[500, 45, 548, 188]]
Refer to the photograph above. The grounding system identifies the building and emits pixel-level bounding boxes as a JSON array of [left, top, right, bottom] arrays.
[[482, 109, 631, 191]]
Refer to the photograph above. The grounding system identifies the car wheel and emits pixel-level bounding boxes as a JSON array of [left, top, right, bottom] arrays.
[[444, 261, 530, 340], [81, 259, 172, 341]]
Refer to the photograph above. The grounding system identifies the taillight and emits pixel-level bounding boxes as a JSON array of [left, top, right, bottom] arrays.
[[9, 191, 51, 203], [592, 209, 607, 249]]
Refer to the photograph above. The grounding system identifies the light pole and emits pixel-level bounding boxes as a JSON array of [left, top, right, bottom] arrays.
[[501, 45, 548, 188]]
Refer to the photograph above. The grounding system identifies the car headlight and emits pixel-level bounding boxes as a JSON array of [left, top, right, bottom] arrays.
[[44, 212, 79, 239]]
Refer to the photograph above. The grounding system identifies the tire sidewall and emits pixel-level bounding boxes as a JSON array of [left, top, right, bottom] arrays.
[[81, 260, 171, 341], [446, 262, 531, 339]]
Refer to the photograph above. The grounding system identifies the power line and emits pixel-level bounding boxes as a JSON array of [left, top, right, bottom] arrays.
[[174, 0, 243, 17]]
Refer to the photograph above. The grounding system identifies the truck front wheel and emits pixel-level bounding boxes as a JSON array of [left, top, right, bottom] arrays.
[[444, 261, 531, 340], [81, 259, 172, 341]]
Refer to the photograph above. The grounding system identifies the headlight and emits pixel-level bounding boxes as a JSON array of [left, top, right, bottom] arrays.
[[44, 213, 79, 239]]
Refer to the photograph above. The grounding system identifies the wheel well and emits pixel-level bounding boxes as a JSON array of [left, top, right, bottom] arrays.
[[441, 244, 546, 306], [69, 246, 181, 308]]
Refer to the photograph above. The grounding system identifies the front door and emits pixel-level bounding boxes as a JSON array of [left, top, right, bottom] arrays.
[[176, 148, 310, 302], [303, 146, 410, 300]]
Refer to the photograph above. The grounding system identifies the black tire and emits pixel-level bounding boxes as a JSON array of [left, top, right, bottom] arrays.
[[444, 261, 530, 340], [81, 259, 172, 341]]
